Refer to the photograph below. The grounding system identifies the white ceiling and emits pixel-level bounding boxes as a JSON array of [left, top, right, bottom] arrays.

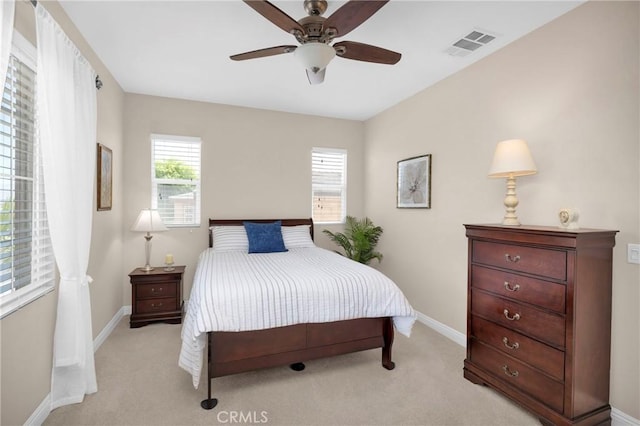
[[59, 0, 583, 121]]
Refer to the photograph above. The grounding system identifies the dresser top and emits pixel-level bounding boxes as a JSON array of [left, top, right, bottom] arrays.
[[464, 224, 618, 234], [464, 224, 618, 249]]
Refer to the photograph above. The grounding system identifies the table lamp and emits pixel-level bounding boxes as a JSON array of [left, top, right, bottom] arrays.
[[131, 209, 168, 271], [488, 139, 537, 226]]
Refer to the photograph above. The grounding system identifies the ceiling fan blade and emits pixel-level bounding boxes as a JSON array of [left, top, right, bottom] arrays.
[[306, 68, 326, 85], [334, 41, 401, 64], [230, 45, 297, 61], [323, 0, 389, 38], [243, 0, 305, 35]]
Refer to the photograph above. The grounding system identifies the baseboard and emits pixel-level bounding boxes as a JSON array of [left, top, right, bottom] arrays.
[[415, 310, 466, 347], [414, 310, 639, 426], [94, 306, 128, 352], [612, 408, 640, 426], [25, 307, 128, 426]]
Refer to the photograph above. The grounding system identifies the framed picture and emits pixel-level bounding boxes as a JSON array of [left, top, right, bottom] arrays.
[[397, 154, 431, 209], [97, 143, 112, 211]]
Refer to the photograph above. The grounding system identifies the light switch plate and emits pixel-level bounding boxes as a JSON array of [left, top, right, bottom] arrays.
[[628, 243, 640, 264]]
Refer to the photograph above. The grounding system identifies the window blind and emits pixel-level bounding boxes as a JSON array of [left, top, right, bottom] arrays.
[[312, 148, 347, 224], [151, 134, 201, 227], [0, 51, 54, 316]]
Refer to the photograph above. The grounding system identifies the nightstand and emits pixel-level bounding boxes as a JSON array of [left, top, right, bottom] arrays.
[[128, 266, 185, 328]]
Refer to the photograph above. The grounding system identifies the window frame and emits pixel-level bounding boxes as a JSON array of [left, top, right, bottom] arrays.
[[311, 147, 347, 225], [150, 134, 202, 228], [0, 31, 55, 319]]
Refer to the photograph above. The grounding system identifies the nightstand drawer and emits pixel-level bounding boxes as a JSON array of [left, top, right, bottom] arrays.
[[472, 289, 565, 348], [136, 281, 177, 299], [471, 265, 565, 313], [136, 297, 178, 314], [471, 316, 564, 381], [472, 240, 567, 280], [469, 340, 564, 413]]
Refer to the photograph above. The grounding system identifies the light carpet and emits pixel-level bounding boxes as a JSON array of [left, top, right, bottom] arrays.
[[44, 317, 539, 425]]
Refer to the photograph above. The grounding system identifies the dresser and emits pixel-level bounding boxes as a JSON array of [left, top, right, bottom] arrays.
[[463, 225, 617, 426], [129, 266, 185, 328]]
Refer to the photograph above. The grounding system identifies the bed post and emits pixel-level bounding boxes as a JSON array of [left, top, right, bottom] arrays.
[[200, 333, 218, 410], [382, 317, 395, 370]]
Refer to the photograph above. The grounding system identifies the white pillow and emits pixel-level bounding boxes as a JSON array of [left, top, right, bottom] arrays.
[[282, 225, 315, 249], [211, 226, 249, 251]]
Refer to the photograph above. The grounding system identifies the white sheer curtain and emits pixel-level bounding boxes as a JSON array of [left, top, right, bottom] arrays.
[[35, 4, 98, 409], [0, 0, 15, 87]]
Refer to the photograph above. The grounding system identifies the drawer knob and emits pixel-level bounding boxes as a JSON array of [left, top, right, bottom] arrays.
[[151, 287, 164, 293], [504, 254, 521, 263], [503, 309, 521, 321], [502, 337, 520, 350], [503, 281, 520, 292], [151, 302, 163, 310], [502, 365, 519, 377]]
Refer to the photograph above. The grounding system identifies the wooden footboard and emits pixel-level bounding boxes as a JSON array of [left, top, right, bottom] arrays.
[[200, 317, 395, 409]]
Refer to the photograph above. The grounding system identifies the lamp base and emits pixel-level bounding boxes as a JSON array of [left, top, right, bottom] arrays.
[[142, 265, 154, 272], [501, 175, 521, 226], [501, 217, 521, 226]]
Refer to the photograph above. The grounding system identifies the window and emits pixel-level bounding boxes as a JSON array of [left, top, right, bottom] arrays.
[[151, 134, 201, 227], [312, 148, 347, 224], [0, 32, 55, 318]]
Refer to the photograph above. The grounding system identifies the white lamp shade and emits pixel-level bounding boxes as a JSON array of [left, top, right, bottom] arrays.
[[294, 42, 336, 73], [131, 209, 168, 232], [488, 139, 538, 178]]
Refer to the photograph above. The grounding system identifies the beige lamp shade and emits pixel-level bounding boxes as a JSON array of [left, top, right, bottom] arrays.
[[488, 139, 537, 178], [131, 209, 168, 233]]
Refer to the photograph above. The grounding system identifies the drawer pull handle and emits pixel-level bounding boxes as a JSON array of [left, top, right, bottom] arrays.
[[503, 281, 520, 292], [502, 337, 520, 350], [503, 309, 520, 321], [151, 303, 163, 309], [502, 365, 519, 377], [151, 287, 164, 293], [504, 254, 521, 263]]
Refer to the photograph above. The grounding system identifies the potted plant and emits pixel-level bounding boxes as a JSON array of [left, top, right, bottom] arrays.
[[322, 216, 383, 265]]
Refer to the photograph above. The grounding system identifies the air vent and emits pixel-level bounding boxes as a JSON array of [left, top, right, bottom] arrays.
[[445, 29, 497, 57]]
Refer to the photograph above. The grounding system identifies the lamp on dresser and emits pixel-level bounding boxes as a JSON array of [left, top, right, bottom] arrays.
[[131, 209, 168, 271], [488, 139, 537, 226]]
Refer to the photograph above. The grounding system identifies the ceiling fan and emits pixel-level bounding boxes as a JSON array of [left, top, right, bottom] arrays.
[[230, 0, 401, 85]]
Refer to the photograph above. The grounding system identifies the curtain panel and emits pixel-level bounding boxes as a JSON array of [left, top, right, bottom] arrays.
[[35, 4, 98, 409], [0, 0, 15, 89]]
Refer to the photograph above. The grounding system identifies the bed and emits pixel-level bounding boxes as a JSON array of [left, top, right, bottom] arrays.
[[179, 218, 415, 409]]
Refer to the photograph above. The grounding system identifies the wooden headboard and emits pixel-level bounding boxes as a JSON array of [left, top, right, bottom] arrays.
[[208, 218, 314, 247]]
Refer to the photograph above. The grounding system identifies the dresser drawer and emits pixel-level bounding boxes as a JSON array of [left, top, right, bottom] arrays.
[[471, 265, 565, 313], [472, 290, 565, 348], [136, 281, 177, 299], [469, 340, 564, 413], [472, 240, 567, 281], [471, 316, 564, 381], [136, 297, 178, 314]]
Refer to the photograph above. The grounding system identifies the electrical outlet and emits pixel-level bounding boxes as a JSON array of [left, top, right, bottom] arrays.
[[628, 244, 640, 264]]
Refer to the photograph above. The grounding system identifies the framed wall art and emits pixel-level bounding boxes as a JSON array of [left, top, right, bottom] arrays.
[[397, 154, 431, 209], [97, 143, 112, 211]]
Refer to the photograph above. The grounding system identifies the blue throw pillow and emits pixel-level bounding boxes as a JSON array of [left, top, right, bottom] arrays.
[[243, 221, 288, 254]]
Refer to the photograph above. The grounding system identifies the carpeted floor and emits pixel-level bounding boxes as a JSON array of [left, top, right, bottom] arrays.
[[44, 317, 539, 425]]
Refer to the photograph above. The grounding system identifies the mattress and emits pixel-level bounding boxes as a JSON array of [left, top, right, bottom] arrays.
[[179, 246, 416, 388]]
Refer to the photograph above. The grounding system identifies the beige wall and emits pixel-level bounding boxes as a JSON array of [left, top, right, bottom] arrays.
[[364, 1, 639, 419], [0, 1, 125, 425], [123, 94, 365, 299]]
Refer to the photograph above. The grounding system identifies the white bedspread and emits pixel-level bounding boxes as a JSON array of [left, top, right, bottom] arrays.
[[178, 247, 416, 388]]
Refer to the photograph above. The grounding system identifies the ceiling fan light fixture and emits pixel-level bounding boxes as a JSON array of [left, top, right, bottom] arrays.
[[294, 42, 335, 73]]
